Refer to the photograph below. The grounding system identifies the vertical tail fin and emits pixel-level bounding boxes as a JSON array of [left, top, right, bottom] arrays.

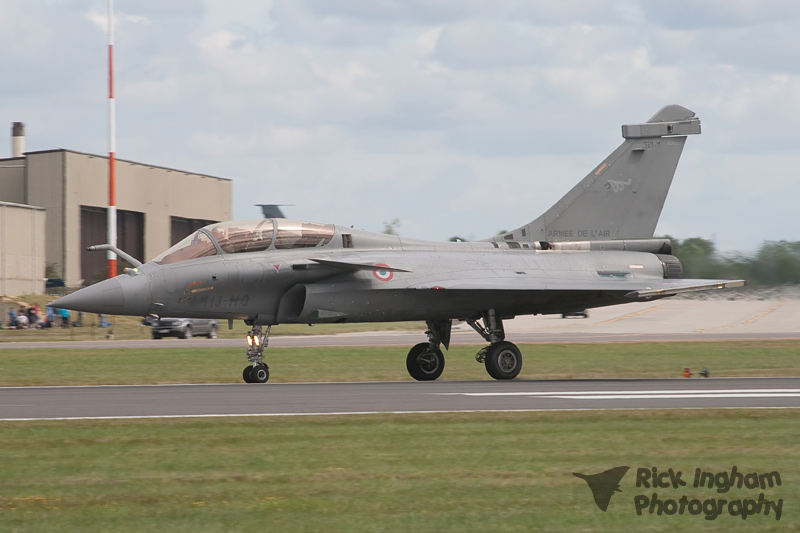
[[491, 105, 700, 244]]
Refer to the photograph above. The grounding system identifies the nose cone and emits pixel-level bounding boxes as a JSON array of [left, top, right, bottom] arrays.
[[51, 273, 152, 316]]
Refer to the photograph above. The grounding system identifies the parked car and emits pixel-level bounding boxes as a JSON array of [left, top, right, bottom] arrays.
[[561, 310, 589, 319], [151, 317, 219, 339]]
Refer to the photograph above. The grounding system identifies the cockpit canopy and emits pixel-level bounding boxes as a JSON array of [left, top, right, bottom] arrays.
[[153, 219, 335, 265]]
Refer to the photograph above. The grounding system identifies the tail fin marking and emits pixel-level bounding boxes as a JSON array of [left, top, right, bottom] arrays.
[[491, 105, 701, 244]]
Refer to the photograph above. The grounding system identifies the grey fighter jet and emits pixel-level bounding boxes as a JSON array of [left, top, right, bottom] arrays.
[[53, 105, 744, 383]]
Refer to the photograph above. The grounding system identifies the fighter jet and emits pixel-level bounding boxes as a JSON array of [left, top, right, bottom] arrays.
[[53, 105, 744, 383]]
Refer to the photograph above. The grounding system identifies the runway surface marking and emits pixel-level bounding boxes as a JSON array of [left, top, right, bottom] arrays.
[[4, 380, 799, 421], [506, 306, 662, 333], [695, 301, 785, 333], [436, 389, 800, 400], [3, 407, 797, 423], [742, 301, 786, 326], [597, 305, 660, 325]]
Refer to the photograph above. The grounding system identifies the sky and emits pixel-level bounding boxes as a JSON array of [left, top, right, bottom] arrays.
[[2, 0, 799, 254]]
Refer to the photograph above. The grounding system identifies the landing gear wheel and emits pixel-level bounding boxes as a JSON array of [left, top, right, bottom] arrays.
[[251, 364, 270, 383], [485, 341, 522, 380], [244, 325, 270, 383], [406, 342, 445, 381]]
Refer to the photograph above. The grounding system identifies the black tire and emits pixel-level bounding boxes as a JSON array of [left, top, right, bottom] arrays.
[[243, 366, 254, 383], [152, 333, 162, 339], [251, 364, 269, 383], [208, 325, 218, 339], [406, 342, 445, 381], [485, 341, 522, 380], [181, 326, 193, 340]]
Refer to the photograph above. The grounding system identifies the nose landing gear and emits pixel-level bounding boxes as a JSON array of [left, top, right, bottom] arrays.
[[242, 325, 270, 383], [406, 320, 451, 381]]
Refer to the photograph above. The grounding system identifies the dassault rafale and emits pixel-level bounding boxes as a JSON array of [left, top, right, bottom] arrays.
[[53, 105, 744, 383]]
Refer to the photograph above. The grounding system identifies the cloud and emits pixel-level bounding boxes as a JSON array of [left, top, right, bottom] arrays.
[[190, 125, 341, 156], [3, 0, 800, 253], [84, 10, 151, 34], [641, 0, 800, 29], [193, 29, 318, 90]]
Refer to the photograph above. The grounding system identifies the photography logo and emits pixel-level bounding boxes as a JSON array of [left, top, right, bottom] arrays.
[[573, 466, 630, 511], [573, 465, 783, 521]]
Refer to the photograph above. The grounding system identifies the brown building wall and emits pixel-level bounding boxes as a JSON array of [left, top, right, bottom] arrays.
[[0, 202, 46, 296], [1, 150, 231, 287], [0, 159, 26, 204]]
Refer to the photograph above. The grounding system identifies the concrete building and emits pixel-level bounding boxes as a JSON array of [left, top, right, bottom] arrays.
[[0, 123, 232, 293], [0, 201, 46, 296]]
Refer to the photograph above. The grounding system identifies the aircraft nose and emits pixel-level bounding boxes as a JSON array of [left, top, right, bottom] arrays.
[[51, 273, 152, 316]]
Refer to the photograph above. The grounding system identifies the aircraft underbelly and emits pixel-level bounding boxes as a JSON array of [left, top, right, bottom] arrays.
[[287, 286, 627, 323]]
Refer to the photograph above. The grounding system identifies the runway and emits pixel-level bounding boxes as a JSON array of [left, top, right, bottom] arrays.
[[2, 299, 798, 421], [2, 377, 799, 421]]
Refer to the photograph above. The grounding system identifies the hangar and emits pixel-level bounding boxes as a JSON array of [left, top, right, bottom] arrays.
[[0, 201, 45, 297], [0, 123, 232, 294]]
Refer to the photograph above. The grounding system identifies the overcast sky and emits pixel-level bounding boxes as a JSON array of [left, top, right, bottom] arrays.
[[2, 0, 799, 253]]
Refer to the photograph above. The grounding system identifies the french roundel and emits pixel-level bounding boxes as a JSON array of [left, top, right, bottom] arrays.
[[373, 264, 393, 281]]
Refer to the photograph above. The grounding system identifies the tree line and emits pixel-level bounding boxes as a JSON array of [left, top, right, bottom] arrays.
[[388, 219, 798, 287], [662, 237, 800, 287]]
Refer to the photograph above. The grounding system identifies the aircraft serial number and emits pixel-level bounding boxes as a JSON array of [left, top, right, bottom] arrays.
[[178, 294, 251, 307]]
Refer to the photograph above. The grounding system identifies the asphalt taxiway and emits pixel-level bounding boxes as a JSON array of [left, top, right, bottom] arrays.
[[1, 299, 798, 421], [2, 378, 799, 421]]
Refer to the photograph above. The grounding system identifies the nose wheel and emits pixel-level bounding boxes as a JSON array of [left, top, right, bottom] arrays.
[[242, 325, 270, 383], [406, 320, 451, 381], [406, 342, 445, 381], [242, 364, 270, 383]]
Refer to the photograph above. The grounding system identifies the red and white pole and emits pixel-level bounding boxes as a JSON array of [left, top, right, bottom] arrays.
[[107, 0, 117, 278]]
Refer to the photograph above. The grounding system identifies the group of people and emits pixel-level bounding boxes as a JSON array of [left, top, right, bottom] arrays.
[[6, 305, 72, 329], [5, 306, 113, 330]]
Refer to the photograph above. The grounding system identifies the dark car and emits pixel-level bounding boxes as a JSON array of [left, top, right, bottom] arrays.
[[151, 318, 219, 339]]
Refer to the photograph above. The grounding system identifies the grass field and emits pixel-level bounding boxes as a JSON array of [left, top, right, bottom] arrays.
[[0, 318, 425, 342], [0, 340, 799, 386], [2, 341, 799, 531], [1, 410, 798, 532]]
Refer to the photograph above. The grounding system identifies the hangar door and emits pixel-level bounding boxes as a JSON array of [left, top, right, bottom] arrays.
[[80, 206, 144, 285], [170, 216, 218, 246]]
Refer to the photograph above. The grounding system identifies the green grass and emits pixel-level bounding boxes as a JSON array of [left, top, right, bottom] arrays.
[[0, 341, 798, 386], [1, 410, 798, 532], [2, 339, 798, 530], [0, 318, 424, 342]]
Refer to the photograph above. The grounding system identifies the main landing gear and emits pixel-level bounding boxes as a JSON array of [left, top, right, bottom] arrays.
[[241, 311, 522, 383], [242, 325, 270, 383], [405, 311, 523, 381], [468, 310, 523, 380]]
